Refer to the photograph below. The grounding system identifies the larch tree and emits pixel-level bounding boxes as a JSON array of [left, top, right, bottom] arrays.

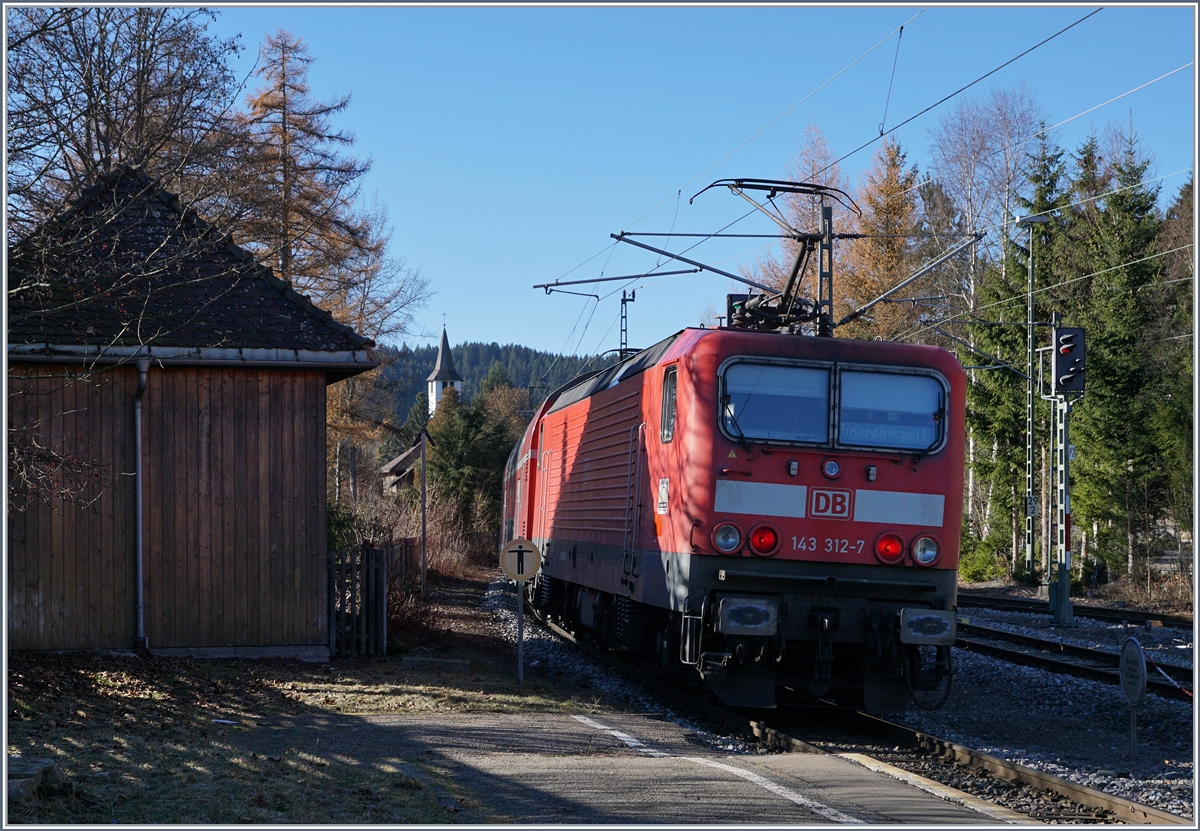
[[836, 139, 924, 342], [236, 30, 372, 295], [234, 31, 430, 505]]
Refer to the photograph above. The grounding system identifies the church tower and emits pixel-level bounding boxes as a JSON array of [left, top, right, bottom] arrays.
[[426, 327, 463, 416]]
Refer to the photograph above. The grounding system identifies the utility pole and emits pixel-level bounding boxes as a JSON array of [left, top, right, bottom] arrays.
[[419, 427, 428, 598], [1016, 214, 1049, 579]]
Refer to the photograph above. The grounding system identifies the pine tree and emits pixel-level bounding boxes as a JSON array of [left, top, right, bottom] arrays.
[[426, 388, 513, 534], [481, 362, 515, 394], [1145, 179, 1194, 576], [1064, 128, 1165, 579], [961, 134, 1069, 577]]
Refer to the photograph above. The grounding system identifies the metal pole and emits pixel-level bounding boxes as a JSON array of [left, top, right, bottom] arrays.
[[620, 290, 635, 358], [1025, 222, 1037, 579], [1054, 396, 1075, 625], [1129, 706, 1137, 760], [817, 206, 834, 337], [1016, 214, 1048, 576], [420, 429, 427, 599], [517, 581, 524, 685], [133, 360, 149, 652]]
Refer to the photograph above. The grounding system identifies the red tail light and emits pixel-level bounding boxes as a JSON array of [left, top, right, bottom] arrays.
[[874, 532, 905, 564], [748, 524, 779, 556]]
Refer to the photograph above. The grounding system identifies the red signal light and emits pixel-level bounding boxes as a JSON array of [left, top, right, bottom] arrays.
[[748, 525, 779, 556], [874, 532, 905, 564]]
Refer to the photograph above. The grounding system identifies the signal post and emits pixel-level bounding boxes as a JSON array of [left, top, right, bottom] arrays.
[[1045, 317, 1085, 626]]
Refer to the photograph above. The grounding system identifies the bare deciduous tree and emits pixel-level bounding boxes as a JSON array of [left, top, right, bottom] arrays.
[[5, 7, 248, 238]]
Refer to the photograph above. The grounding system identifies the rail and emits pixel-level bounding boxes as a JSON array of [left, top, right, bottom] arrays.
[[957, 590, 1193, 629]]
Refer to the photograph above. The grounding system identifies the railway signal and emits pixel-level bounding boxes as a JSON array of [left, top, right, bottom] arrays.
[[1052, 327, 1086, 394], [1041, 316, 1085, 626]]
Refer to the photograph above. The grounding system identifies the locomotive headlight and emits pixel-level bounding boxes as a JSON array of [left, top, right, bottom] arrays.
[[712, 522, 743, 553], [748, 524, 779, 556], [912, 536, 940, 566], [874, 532, 906, 564]]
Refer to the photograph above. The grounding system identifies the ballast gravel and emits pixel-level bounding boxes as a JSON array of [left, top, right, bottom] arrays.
[[483, 577, 1195, 822]]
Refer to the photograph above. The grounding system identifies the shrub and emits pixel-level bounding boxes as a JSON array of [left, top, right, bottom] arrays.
[[958, 531, 1006, 583], [327, 501, 357, 551]]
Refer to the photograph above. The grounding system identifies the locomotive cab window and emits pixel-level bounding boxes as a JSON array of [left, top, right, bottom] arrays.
[[837, 371, 945, 451], [721, 363, 830, 443], [660, 366, 678, 443]]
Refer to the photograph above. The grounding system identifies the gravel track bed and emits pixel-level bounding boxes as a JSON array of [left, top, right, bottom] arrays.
[[483, 578, 1194, 822]]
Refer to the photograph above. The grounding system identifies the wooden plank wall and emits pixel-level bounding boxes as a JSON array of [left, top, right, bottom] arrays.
[[7, 363, 328, 651], [8, 364, 137, 650]]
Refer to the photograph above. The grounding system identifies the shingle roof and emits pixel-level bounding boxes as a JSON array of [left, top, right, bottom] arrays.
[[6, 166, 375, 355], [426, 327, 462, 382]]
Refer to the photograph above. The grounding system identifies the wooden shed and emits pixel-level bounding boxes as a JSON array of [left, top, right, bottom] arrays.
[[6, 167, 378, 658]]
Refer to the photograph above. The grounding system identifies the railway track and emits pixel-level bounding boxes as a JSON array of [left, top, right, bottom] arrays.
[[536, 613, 1191, 825], [956, 621, 1194, 702], [956, 590, 1194, 629]]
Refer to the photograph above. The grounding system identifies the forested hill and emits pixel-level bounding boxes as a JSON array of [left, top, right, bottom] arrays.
[[381, 341, 618, 415]]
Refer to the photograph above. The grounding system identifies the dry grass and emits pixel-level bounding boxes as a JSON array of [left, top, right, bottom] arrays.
[[5, 575, 623, 824]]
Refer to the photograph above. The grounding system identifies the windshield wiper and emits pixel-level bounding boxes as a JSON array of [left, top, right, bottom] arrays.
[[909, 397, 945, 469], [722, 394, 754, 452]]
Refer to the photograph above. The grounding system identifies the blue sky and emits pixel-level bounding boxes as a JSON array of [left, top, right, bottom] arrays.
[[206, 4, 1196, 357]]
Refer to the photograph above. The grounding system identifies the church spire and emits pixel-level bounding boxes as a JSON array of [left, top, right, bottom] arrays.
[[426, 326, 462, 416]]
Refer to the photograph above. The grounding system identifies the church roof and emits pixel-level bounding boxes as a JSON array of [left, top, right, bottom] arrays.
[[426, 327, 462, 382]]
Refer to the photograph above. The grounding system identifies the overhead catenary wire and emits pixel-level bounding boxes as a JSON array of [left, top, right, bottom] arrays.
[[615, 10, 927, 236], [878, 62, 1195, 223], [547, 6, 1186, 365], [820, 7, 1104, 177], [556, 8, 1093, 352], [542, 9, 925, 327], [879, 25, 905, 136], [894, 248, 1194, 345]]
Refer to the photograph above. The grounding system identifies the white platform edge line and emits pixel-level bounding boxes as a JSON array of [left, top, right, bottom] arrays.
[[837, 752, 1038, 824]]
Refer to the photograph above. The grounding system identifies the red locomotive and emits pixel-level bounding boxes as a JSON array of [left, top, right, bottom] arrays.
[[502, 326, 963, 711], [504, 180, 964, 712]]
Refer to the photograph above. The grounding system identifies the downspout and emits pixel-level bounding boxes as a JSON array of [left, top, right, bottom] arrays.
[[134, 360, 150, 652]]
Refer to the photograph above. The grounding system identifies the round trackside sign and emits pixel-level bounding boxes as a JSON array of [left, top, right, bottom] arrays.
[[500, 539, 541, 582], [1119, 637, 1147, 707]]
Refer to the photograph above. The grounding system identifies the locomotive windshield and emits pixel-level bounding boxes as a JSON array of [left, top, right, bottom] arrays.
[[720, 361, 946, 452], [837, 371, 943, 451], [722, 364, 829, 442]]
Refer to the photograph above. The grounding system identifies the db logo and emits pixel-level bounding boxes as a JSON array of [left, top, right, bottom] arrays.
[[810, 488, 852, 519]]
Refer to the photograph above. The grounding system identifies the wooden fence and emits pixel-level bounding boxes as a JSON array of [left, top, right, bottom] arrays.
[[327, 541, 421, 657], [328, 546, 389, 657]]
